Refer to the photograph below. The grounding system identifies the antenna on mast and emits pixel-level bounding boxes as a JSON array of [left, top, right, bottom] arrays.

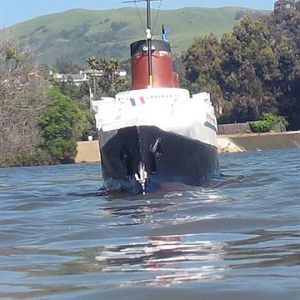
[[122, 0, 162, 88]]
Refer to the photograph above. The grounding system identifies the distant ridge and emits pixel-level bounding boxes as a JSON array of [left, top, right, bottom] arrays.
[[4, 7, 269, 65]]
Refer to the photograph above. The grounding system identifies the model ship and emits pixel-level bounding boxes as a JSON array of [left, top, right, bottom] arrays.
[[91, 0, 219, 194]]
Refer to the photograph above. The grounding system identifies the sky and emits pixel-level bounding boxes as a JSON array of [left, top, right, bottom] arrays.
[[0, 0, 276, 28]]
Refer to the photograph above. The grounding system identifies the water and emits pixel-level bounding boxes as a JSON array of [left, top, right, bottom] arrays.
[[1, 149, 299, 300]]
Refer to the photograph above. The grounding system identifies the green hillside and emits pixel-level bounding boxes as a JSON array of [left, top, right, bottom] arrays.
[[6, 7, 269, 65]]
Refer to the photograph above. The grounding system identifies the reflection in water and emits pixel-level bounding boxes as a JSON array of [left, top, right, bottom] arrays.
[[95, 235, 227, 286], [93, 227, 300, 287]]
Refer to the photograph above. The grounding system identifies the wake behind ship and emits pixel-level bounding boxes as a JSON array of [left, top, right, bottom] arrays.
[[91, 0, 219, 194]]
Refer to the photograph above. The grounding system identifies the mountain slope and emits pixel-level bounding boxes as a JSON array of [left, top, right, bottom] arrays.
[[7, 7, 269, 65]]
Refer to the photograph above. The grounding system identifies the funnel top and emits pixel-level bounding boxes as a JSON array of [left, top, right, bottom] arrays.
[[130, 39, 171, 56]]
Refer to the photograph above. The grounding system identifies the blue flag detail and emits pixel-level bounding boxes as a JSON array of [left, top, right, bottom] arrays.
[[130, 98, 136, 106]]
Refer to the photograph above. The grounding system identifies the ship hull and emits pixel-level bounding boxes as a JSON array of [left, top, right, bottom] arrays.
[[99, 125, 219, 194]]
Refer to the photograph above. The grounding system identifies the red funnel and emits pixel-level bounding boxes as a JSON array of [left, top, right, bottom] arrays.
[[130, 40, 180, 89]]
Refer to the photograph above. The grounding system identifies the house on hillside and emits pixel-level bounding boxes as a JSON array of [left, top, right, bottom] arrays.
[[49, 69, 127, 86], [50, 70, 89, 86]]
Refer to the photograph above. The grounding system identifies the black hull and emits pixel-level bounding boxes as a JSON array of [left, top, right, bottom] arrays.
[[99, 126, 219, 194]]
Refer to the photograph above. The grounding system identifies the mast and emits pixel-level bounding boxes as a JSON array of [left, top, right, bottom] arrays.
[[123, 0, 154, 87], [146, 0, 153, 87]]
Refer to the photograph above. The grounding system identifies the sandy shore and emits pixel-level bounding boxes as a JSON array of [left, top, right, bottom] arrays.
[[75, 131, 300, 163]]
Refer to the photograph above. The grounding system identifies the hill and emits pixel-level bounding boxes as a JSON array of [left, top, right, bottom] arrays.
[[6, 7, 269, 66]]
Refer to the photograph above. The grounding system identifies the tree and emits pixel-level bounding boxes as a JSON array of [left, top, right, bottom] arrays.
[[0, 31, 49, 167], [183, 34, 224, 115], [39, 87, 84, 164], [53, 79, 96, 141], [87, 57, 129, 97], [269, 0, 300, 129], [219, 17, 278, 122]]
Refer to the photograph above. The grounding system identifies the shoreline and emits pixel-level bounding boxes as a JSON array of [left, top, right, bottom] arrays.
[[75, 131, 300, 163]]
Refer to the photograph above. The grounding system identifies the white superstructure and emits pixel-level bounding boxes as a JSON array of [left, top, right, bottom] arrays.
[[92, 87, 218, 148]]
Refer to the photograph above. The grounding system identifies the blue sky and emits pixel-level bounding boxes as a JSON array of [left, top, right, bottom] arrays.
[[0, 0, 276, 28]]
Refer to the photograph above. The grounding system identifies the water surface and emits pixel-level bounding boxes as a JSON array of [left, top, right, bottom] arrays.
[[1, 149, 299, 299]]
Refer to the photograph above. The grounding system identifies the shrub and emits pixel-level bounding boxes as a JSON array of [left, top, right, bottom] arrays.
[[249, 113, 289, 133], [249, 120, 272, 133], [271, 115, 288, 132], [260, 112, 277, 124]]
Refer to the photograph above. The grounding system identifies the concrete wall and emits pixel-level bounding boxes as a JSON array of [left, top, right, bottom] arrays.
[[218, 123, 251, 135], [219, 131, 300, 153], [75, 131, 300, 163], [230, 131, 300, 152]]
